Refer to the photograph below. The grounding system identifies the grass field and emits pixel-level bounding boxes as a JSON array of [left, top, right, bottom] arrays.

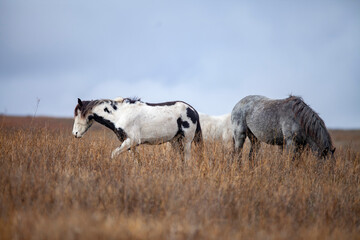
[[0, 116, 359, 239]]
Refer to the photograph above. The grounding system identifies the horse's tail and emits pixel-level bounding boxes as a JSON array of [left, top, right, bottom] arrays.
[[193, 118, 204, 162], [289, 96, 335, 156], [194, 119, 203, 145]]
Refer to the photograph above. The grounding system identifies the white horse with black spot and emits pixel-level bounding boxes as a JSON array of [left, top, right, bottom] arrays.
[[72, 97, 202, 161], [199, 113, 232, 143]]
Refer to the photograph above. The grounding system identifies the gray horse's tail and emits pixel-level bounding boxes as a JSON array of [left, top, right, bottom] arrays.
[[289, 96, 334, 155]]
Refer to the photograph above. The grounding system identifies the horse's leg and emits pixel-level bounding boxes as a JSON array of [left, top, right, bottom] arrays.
[[171, 137, 185, 162], [232, 127, 246, 167], [284, 138, 301, 161], [248, 131, 260, 168], [183, 141, 192, 163], [111, 138, 136, 159], [278, 144, 284, 153], [173, 134, 192, 163], [130, 147, 141, 165]]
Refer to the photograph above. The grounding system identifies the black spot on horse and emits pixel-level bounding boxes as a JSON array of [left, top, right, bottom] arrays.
[[174, 117, 190, 139], [89, 114, 115, 131], [110, 102, 118, 110], [186, 107, 197, 124], [115, 127, 127, 142], [182, 121, 189, 128], [104, 107, 111, 113], [176, 117, 185, 137], [90, 114, 127, 141]]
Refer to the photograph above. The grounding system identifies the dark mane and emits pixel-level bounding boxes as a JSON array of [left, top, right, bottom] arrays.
[[74, 97, 142, 117], [74, 99, 112, 117], [287, 95, 333, 150], [123, 97, 141, 104]]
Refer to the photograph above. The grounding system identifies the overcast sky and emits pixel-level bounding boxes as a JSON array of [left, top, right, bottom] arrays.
[[0, 0, 359, 129]]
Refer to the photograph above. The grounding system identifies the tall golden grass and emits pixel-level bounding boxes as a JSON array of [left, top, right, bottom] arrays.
[[0, 116, 359, 239]]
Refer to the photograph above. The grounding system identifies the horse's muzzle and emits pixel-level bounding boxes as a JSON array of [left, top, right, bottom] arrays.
[[73, 132, 82, 138]]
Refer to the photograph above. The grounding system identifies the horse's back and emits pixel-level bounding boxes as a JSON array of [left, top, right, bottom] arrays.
[[231, 95, 269, 124], [231, 95, 289, 144], [143, 101, 201, 142], [117, 100, 200, 144]]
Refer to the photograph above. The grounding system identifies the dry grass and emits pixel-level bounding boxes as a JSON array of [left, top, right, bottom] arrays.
[[0, 116, 359, 239]]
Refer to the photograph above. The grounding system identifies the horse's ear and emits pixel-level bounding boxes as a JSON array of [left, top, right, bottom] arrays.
[[78, 98, 83, 107], [331, 148, 336, 154]]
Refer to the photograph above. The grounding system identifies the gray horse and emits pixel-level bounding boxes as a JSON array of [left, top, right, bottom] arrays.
[[231, 95, 335, 166]]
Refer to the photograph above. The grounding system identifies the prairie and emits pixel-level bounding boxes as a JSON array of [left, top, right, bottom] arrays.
[[0, 116, 359, 239]]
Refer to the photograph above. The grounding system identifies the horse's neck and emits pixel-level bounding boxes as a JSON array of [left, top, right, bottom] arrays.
[[94, 102, 141, 123], [92, 104, 119, 123], [291, 99, 332, 152], [313, 126, 333, 152]]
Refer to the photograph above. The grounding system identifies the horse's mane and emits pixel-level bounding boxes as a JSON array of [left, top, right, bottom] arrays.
[[123, 97, 141, 104], [74, 97, 143, 117], [74, 99, 112, 117], [287, 95, 333, 150]]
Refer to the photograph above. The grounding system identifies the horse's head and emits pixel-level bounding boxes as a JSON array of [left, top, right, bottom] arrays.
[[320, 146, 336, 160], [72, 98, 94, 138]]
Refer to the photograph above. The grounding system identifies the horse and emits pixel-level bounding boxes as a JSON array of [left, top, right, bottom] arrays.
[[231, 95, 335, 166], [72, 97, 202, 162], [199, 113, 232, 142]]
